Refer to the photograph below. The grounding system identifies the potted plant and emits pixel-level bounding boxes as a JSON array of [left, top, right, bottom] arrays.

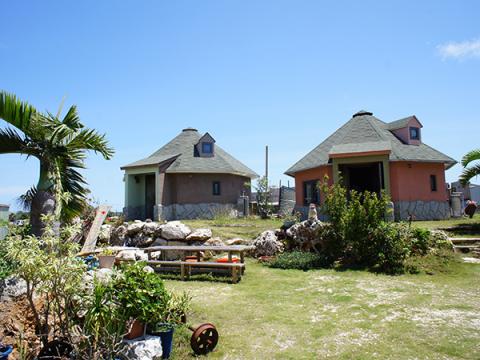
[[147, 292, 192, 358], [98, 248, 116, 269], [113, 263, 171, 341]]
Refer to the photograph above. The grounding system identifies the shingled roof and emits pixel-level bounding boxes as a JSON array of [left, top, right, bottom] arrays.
[[285, 111, 457, 176], [121, 128, 258, 178]]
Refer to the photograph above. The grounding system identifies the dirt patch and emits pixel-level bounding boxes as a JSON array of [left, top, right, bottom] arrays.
[[0, 295, 41, 359]]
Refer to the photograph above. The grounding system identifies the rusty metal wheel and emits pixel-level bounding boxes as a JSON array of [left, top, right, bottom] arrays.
[[190, 323, 218, 355]]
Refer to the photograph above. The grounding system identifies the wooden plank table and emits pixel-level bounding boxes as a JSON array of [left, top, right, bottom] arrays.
[[143, 245, 253, 282], [144, 245, 254, 263]]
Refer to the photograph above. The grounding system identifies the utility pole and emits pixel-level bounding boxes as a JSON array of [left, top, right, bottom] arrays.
[[265, 145, 269, 184]]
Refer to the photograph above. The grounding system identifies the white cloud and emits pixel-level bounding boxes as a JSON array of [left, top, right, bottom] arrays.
[[437, 38, 480, 59]]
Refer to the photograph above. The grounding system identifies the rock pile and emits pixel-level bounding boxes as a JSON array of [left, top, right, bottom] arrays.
[[251, 230, 284, 257], [283, 219, 329, 252]]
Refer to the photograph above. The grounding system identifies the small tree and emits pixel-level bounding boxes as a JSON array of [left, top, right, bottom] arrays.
[[255, 176, 273, 218], [5, 215, 85, 346]]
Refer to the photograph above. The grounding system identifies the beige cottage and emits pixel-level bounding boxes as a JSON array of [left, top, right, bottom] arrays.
[[121, 128, 258, 221]]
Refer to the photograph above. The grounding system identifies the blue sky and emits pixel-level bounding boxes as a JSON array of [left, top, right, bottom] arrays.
[[1, 1, 479, 211]]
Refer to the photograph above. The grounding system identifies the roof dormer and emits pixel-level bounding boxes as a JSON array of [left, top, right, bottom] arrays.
[[195, 132, 216, 157], [387, 115, 423, 145]]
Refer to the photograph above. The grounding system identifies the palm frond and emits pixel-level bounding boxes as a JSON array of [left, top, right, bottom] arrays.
[[17, 186, 37, 211], [461, 149, 480, 167], [460, 164, 480, 186], [0, 91, 37, 133], [61, 105, 83, 130], [0, 127, 29, 154], [66, 128, 114, 160]]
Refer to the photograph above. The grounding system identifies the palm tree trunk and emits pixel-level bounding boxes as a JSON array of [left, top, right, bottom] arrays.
[[30, 161, 56, 237]]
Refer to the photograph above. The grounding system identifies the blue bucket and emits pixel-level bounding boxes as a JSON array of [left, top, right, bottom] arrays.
[[0, 345, 13, 360], [159, 327, 175, 359]]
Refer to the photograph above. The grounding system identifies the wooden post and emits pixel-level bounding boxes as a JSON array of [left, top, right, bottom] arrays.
[[232, 266, 238, 283], [180, 263, 185, 280]]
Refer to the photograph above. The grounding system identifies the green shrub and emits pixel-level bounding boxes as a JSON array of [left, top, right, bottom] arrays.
[[405, 249, 462, 275], [268, 251, 328, 271], [370, 222, 411, 274], [113, 262, 171, 325], [410, 227, 432, 255]]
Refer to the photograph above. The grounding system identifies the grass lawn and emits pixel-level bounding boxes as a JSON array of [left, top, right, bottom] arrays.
[[183, 217, 283, 240], [414, 214, 480, 238], [166, 260, 480, 359], [165, 216, 480, 359]]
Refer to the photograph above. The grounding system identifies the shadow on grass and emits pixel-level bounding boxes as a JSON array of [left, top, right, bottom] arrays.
[[154, 271, 239, 284], [440, 222, 480, 236]]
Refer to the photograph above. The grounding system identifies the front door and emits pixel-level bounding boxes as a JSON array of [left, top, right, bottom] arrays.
[[145, 174, 156, 220]]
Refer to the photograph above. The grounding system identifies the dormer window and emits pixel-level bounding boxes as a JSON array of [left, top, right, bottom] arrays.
[[409, 127, 420, 140], [202, 142, 213, 154]]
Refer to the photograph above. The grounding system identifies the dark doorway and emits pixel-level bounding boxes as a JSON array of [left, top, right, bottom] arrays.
[[145, 174, 156, 220], [339, 162, 384, 194]]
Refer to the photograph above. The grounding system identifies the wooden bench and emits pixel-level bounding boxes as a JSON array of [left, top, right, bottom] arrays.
[[147, 260, 246, 283]]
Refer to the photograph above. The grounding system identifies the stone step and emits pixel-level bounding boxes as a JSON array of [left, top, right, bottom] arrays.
[[449, 237, 480, 244]]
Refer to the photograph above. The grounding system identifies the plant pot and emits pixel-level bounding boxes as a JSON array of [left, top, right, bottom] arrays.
[[98, 255, 116, 269], [160, 327, 174, 359], [147, 324, 175, 359], [0, 345, 13, 360], [125, 319, 145, 340], [37, 340, 73, 359]]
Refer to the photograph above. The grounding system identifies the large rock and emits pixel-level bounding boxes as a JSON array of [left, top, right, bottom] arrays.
[[225, 238, 250, 246], [98, 224, 112, 244], [252, 230, 284, 257], [116, 250, 137, 262], [143, 222, 162, 236], [0, 276, 27, 301], [122, 335, 162, 360], [111, 224, 129, 246], [186, 228, 212, 242], [204, 237, 225, 246], [160, 221, 191, 240], [286, 220, 327, 251], [127, 221, 145, 236]]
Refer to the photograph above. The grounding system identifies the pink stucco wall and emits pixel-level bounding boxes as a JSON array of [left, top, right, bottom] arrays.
[[391, 117, 422, 145], [293, 166, 333, 206], [390, 161, 448, 202]]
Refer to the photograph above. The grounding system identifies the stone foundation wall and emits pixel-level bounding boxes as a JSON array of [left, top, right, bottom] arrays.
[[394, 200, 450, 221], [123, 206, 144, 221], [155, 203, 238, 221]]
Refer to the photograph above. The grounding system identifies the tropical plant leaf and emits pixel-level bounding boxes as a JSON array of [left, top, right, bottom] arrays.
[[0, 127, 29, 154], [460, 164, 480, 186], [18, 186, 38, 211], [461, 149, 480, 167], [0, 91, 37, 132]]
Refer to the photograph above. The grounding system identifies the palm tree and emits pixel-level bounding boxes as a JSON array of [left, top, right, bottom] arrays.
[[0, 91, 114, 236], [460, 149, 480, 186]]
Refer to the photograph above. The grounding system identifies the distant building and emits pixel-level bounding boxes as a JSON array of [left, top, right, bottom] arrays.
[[0, 204, 9, 222], [285, 110, 457, 220], [121, 128, 258, 221], [451, 181, 480, 204]]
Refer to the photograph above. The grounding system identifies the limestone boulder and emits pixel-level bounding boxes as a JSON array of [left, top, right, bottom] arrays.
[[204, 237, 225, 246], [98, 224, 112, 244], [252, 230, 284, 257], [186, 228, 212, 242], [128, 233, 155, 248], [0, 276, 27, 301], [160, 221, 191, 240], [116, 250, 136, 262], [135, 250, 149, 261], [121, 335, 162, 360], [143, 222, 162, 236], [95, 268, 114, 285], [152, 238, 168, 247], [111, 224, 128, 246], [225, 238, 250, 246], [127, 221, 145, 236]]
